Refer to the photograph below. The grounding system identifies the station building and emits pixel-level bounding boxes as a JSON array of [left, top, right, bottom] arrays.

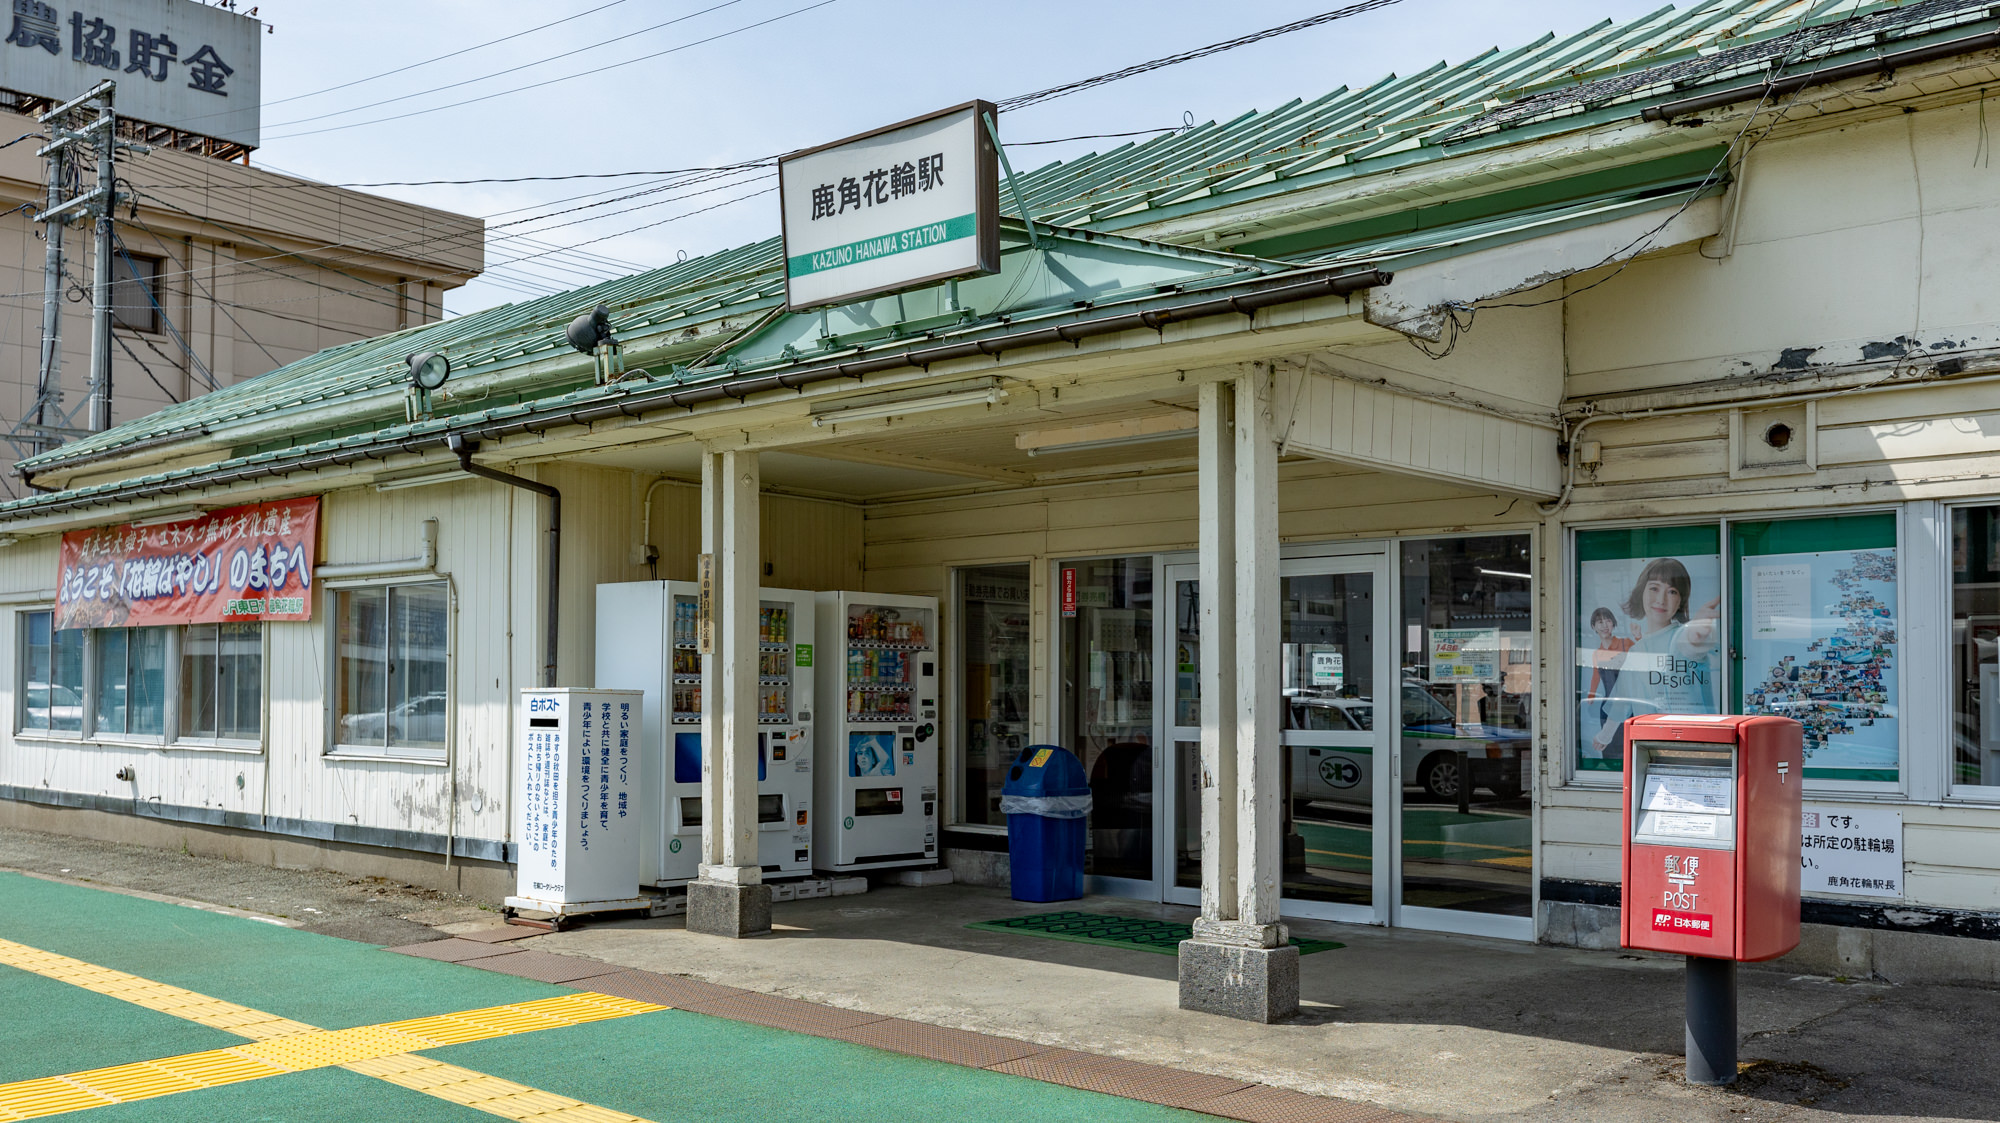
[[3, 0, 1999, 1002]]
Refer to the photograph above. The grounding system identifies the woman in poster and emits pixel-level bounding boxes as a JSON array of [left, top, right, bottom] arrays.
[[1592, 557, 1719, 758]]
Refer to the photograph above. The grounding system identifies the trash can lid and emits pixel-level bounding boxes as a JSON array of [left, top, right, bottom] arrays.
[[1002, 744, 1090, 798]]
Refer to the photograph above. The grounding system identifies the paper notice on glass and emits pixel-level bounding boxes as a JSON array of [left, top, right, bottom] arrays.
[[1651, 812, 1720, 838], [1642, 772, 1734, 815], [1750, 563, 1812, 639]]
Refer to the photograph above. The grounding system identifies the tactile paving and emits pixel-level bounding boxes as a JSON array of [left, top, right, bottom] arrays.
[[382, 938, 526, 964], [575, 970, 749, 1009], [1190, 1084, 1411, 1123], [466, 949, 626, 985], [829, 1018, 1047, 1068], [989, 1049, 1254, 1107], [668, 989, 888, 1036]]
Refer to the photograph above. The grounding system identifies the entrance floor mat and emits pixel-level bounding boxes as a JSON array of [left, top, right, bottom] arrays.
[[966, 912, 1343, 956]]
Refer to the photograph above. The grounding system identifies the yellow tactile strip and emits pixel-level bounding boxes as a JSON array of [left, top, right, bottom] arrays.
[[0, 936, 666, 1122]]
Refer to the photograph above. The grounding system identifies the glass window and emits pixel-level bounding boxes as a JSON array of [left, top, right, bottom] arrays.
[[335, 583, 448, 754], [1952, 505, 2000, 791], [953, 565, 1031, 827], [1058, 557, 1154, 880], [1571, 525, 1724, 773], [1400, 536, 1533, 918], [180, 623, 262, 740], [19, 611, 84, 733], [112, 253, 161, 333], [94, 627, 168, 736], [1733, 514, 1898, 784]]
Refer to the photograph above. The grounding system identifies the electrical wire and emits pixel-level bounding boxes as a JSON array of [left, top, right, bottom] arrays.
[[264, 0, 839, 141], [996, 0, 1407, 112]]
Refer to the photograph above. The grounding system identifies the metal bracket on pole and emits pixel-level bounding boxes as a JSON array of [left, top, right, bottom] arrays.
[[982, 111, 1041, 249]]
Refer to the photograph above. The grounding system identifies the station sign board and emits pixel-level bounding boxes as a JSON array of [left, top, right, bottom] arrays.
[[778, 100, 1000, 311], [2, 0, 261, 148]]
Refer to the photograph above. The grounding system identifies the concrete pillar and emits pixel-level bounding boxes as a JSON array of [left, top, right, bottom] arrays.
[[688, 447, 771, 938], [1179, 369, 1298, 1022]]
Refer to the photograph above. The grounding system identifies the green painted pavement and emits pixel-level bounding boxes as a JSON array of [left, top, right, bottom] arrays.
[[0, 873, 1215, 1122]]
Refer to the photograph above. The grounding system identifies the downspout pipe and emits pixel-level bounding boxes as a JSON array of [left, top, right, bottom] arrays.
[[448, 433, 559, 688]]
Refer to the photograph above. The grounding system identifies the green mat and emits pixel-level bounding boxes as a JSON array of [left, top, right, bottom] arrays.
[[967, 911, 1343, 956]]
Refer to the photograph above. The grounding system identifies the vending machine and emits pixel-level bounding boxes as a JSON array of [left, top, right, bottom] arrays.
[[595, 581, 816, 886], [813, 591, 940, 871]]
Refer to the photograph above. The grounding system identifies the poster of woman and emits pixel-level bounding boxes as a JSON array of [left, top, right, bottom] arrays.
[[1574, 534, 1723, 771]]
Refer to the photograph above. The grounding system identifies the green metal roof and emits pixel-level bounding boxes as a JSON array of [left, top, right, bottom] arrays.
[[14, 0, 1992, 490]]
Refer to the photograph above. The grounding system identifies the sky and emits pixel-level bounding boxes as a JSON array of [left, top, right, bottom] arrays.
[[200, 0, 1674, 316]]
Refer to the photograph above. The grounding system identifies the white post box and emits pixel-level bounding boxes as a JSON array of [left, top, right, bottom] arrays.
[[508, 687, 649, 916]]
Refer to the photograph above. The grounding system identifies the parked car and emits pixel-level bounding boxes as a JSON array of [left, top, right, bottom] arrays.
[[338, 691, 447, 747], [1286, 681, 1529, 808]]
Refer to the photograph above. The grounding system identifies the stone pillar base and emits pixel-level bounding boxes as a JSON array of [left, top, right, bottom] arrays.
[[1178, 939, 1300, 1023], [686, 879, 772, 938]]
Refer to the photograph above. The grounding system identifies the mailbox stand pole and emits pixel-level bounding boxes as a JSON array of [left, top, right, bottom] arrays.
[[1684, 955, 1738, 1085]]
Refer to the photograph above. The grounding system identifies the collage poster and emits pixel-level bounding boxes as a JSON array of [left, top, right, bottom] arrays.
[[1739, 547, 1898, 781], [1574, 529, 1723, 772]]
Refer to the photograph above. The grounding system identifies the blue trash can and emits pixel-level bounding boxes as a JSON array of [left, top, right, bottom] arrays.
[[1000, 745, 1092, 902]]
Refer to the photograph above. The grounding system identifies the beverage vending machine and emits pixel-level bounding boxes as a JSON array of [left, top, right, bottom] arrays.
[[813, 591, 939, 871], [595, 581, 816, 885]]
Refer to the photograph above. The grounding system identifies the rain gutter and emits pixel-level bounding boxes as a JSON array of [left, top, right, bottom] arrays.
[[1641, 28, 2000, 123], [0, 265, 1390, 521]]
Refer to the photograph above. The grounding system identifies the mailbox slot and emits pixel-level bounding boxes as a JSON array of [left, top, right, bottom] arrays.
[[1630, 740, 1737, 851]]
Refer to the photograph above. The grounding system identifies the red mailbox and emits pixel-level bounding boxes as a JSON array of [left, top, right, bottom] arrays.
[[1621, 713, 1803, 961]]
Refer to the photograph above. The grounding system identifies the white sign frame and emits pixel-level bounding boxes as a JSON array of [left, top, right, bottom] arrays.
[[778, 99, 1000, 312], [2, 0, 261, 148]]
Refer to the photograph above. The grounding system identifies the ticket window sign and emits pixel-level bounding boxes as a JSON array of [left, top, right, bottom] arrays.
[[1621, 714, 1803, 961]]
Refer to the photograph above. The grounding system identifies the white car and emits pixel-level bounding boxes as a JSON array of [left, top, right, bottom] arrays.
[[1288, 683, 1528, 806]]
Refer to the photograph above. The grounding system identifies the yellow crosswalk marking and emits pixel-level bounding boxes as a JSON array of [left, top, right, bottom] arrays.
[[0, 936, 665, 1121]]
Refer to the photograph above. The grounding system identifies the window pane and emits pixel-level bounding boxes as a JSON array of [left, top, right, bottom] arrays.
[[1733, 514, 1898, 783], [181, 624, 218, 739], [388, 584, 447, 750], [954, 565, 1030, 827], [111, 254, 160, 333], [1572, 525, 1724, 774], [1057, 557, 1154, 881], [220, 623, 261, 740], [23, 611, 51, 732], [1951, 507, 2000, 787], [1399, 536, 1534, 919], [336, 588, 387, 747], [52, 628, 83, 733], [95, 628, 128, 734], [128, 628, 168, 735]]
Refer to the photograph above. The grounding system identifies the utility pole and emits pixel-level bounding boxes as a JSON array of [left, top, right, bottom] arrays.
[[86, 93, 116, 434], [32, 80, 132, 441]]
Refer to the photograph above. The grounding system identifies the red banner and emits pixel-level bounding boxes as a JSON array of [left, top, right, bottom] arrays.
[[56, 498, 320, 630]]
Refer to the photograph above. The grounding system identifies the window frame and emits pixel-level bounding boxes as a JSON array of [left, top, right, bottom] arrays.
[[12, 609, 265, 751], [324, 578, 451, 763], [111, 251, 163, 335], [1561, 506, 1907, 798], [1938, 497, 2000, 804]]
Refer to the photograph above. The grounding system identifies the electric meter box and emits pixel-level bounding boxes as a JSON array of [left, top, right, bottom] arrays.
[[594, 582, 816, 886], [511, 687, 646, 911], [1620, 713, 1803, 961]]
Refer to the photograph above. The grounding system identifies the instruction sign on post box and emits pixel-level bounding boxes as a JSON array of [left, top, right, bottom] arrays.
[[508, 687, 650, 922], [1620, 712, 1802, 1085]]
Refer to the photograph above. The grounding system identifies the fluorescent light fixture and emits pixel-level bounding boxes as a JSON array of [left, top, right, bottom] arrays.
[[128, 507, 202, 528], [375, 467, 466, 492], [1476, 566, 1531, 581], [811, 386, 1005, 427], [1017, 412, 1199, 457]]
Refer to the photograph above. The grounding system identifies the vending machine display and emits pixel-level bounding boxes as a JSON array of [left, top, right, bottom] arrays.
[[595, 581, 816, 885], [814, 591, 939, 871]]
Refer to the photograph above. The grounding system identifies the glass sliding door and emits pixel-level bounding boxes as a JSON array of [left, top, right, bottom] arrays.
[[1056, 556, 1156, 887], [1397, 535, 1535, 939]]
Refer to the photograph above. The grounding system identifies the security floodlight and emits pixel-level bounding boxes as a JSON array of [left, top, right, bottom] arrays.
[[566, 303, 616, 354], [407, 351, 451, 391]]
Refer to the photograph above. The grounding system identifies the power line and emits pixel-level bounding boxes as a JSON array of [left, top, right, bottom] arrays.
[[262, 0, 641, 110], [997, 0, 1408, 112], [264, 0, 841, 141]]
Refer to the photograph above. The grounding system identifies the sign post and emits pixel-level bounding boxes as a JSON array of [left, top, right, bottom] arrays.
[[778, 100, 1000, 312]]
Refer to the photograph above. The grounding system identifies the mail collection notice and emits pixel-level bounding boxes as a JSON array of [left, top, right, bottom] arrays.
[[55, 498, 320, 629]]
